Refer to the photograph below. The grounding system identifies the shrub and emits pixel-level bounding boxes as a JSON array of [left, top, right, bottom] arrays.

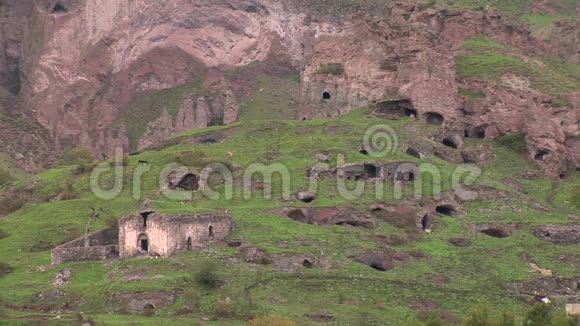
[[524, 304, 553, 326], [196, 261, 221, 290], [73, 162, 96, 175], [60, 182, 80, 201], [250, 315, 297, 326], [0, 196, 25, 216], [62, 146, 95, 166], [0, 229, 8, 240], [0, 168, 11, 185], [213, 299, 237, 319], [496, 133, 527, 154], [317, 63, 345, 76], [0, 262, 13, 277]]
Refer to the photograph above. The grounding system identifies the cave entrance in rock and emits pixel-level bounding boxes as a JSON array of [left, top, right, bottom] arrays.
[[322, 92, 331, 100], [51, 2, 67, 14], [208, 226, 214, 239], [373, 99, 416, 120], [480, 227, 511, 238], [534, 150, 549, 161], [426, 112, 444, 125], [138, 234, 149, 252], [465, 126, 486, 139], [405, 108, 418, 118], [406, 147, 422, 159], [287, 209, 307, 222], [303, 259, 314, 268], [442, 137, 459, 149], [370, 263, 386, 271], [363, 164, 379, 180], [403, 171, 415, 182], [186, 237, 192, 250], [177, 173, 200, 191], [421, 214, 432, 231], [436, 205, 457, 216]]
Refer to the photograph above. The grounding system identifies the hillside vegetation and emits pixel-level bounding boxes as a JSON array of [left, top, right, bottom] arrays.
[[0, 103, 578, 324]]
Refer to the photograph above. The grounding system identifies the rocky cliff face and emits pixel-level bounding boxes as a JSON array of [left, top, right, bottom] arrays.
[[0, 0, 578, 175]]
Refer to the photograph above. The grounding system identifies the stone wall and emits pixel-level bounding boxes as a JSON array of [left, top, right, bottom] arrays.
[[310, 162, 420, 182], [51, 228, 118, 265], [119, 213, 233, 258], [51, 245, 118, 265]]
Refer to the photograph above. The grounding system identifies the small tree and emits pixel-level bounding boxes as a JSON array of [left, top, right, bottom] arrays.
[[84, 207, 108, 247], [62, 146, 95, 166], [524, 304, 553, 326]]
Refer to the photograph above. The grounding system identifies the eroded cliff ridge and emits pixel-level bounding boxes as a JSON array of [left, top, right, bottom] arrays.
[[0, 0, 577, 176]]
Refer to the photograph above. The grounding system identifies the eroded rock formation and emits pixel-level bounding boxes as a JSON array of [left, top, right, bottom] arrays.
[[0, 0, 576, 176]]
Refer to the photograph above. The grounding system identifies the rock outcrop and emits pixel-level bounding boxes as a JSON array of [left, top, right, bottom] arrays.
[[0, 0, 576, 176]]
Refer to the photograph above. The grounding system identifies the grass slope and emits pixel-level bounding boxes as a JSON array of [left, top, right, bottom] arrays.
[[0, 108, 578, 324]]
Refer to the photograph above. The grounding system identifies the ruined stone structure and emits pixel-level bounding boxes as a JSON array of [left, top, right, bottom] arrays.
[[51, 229, 118, 265], [308, 162, 419, 182], [119, 212, 233, 258]]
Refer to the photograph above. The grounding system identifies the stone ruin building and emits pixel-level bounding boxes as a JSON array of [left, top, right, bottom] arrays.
[[51, 211, 233, 264], [119, 211, 233, 258], [308, 161, 420, 182]]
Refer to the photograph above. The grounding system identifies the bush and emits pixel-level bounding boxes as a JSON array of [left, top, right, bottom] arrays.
[[0, 262, 13, 277], [496, 133, 527, 154], [250, 316, 297, 326], [524, 304, 553, 326], [317, 63, 344, 76], [60, 182, 80, 201], [0, 196, 25, 216], [61, 146, 95, 166], [196, 261, 221, 290], [0, 229, 7, 240], [0, 168, 11, 185]]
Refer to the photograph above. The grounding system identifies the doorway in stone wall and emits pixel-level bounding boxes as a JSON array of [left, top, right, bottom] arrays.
[[187, 237, 192, 250], [209, 226, 214, 240], [139, 234, 149, 252]]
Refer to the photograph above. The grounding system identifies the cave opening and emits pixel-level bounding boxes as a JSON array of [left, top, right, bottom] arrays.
[[464, 126, 486, 139], [322, 92, 331, 100], [480, 227, 511, 238], [534, 150, 549, 161], [406, 147, 422, 159], [436, 205, 457, 216], [287, 209, 307, 222], [426, 112, 444, 125], [405, 108, 418, 118], [442, 137, 459, 149], [177, 173, 200, 191], [369, 263, 387, 271], [51, 2, 67, 14], [421, 214, 432, 231], [363, 164, 379, 179], [302, 259, 314, 268]]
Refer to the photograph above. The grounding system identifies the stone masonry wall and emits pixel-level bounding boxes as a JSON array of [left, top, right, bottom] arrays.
[[119, 213, 233, 258]]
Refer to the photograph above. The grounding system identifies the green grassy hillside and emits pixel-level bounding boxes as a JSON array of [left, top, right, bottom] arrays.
[[0, 105, 578, 325]]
